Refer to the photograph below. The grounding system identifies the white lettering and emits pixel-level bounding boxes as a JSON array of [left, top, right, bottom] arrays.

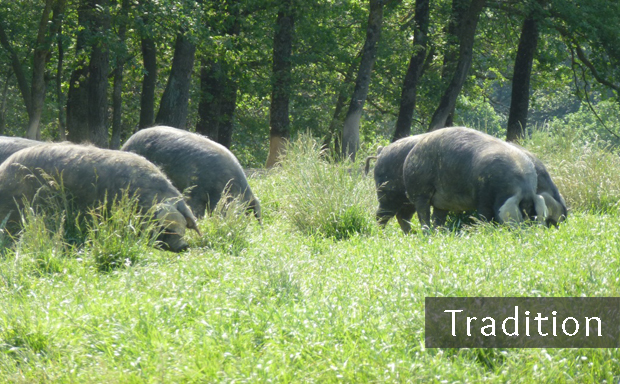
[[502, 306, 519, 336], [585, 317, 601, 337], [481, 317, 496, 336], [445, 310, 463, 336], [525, 311, 530, 336], [467, 317, 477, 336], [535, 313, 548, 336], [562, 317, 579, 336]]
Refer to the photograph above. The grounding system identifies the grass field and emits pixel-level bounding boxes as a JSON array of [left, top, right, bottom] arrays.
[[1, 129, 620, 382]]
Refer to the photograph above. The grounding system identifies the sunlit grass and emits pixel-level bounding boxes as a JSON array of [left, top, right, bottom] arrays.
[[1, 132, 620, 382]]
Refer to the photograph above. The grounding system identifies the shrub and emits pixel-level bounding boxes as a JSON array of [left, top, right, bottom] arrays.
[[273, 134, 375, 239]]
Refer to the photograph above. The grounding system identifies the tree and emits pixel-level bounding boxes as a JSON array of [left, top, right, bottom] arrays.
[[55, 1, 66, 141], [87, 0, 111, 147], [341, 0, 386, 160], [66, 0, 91, 143], [392, 0, 430, 141], [155, 32, 196, 129], [110, 0, 130, 149], [196, 0, 241, 148], [324, 57, 357, 153], [0, 0, 66, 140], [428, 0, 485, 131], [506, 1, 542, 142], [552, 0, 620, 100], [265, 0, 295, 168], [0, 71, 11, 134], [440, 0, 468, 128], [196, 59, 221, 138], [138, 1, 157, 130]]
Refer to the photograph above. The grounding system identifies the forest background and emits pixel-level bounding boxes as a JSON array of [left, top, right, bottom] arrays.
[[0, 0, 619, 166]]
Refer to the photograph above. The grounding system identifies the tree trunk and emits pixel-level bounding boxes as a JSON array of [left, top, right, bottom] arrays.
[[265, 0, 295, 168], [392, 0, 430, 141], [217, 81, 238, 148], [428, 0, 485, 131], [110, 0, 130, 149], [196, 0, 240, 147], [66, 0, 90, 143], [196, 58, 222, 139], [196, 59, 238, 147], [341, 0, 384, 161], [26, 0, 55, 140], [324, 51, 360, 154], [87, 0, 110, 147], [139, 35, 157, 129], [0, 73, 11, 135], [441, 0, 469, 127], [506, 8, 540, 142], [56, 21, 66, 140], [155, 33, 196, 129], [66, 66, 90, 143], [111, 60, 125, 149]]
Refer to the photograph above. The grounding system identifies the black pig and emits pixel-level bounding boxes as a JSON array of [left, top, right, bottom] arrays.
[[121, 126, 261, 221], [403, 127, 548, 229], [0, 143, 199, 252], [365, 134, 427, 233], [0, 136, 43, 164]]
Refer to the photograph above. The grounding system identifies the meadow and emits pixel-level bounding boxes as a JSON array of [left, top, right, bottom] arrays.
[[1, 127, 620, 382]]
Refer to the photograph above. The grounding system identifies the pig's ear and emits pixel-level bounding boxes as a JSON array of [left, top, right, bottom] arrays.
[[176, 200, 201, 236]]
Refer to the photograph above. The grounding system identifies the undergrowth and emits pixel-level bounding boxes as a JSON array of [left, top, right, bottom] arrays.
[[273, 134, 376, 239], [525, 126, 620, 214]]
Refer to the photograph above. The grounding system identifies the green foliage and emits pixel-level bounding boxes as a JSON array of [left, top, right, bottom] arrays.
[[3, 180, 163, 274], [1, 198, 81, 292], [2, 0, 619, 157], [0, 315, 51, 359], [3, 171, 83, 278], [455, 95, 506, 136], [273, 134, 375, 239], [547, 100, 620, 145]]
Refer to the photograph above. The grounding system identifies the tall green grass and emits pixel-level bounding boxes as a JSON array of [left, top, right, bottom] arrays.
[[270, 134, 376, 239], [525, 126, 620, 214]]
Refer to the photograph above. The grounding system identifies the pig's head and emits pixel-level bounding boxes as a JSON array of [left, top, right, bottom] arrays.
[[155, 200, 200, 252], [248, 195, 262, 224], [540, 192, 568, 227]]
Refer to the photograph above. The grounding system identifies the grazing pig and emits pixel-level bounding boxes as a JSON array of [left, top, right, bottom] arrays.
[[0, 143, 199, 252], [365, 134, 427, 233], [403, 127, 548, 229], [509, 143, 568, 226], [0, 136, 43, 164], [121, 126, 261, 221]]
